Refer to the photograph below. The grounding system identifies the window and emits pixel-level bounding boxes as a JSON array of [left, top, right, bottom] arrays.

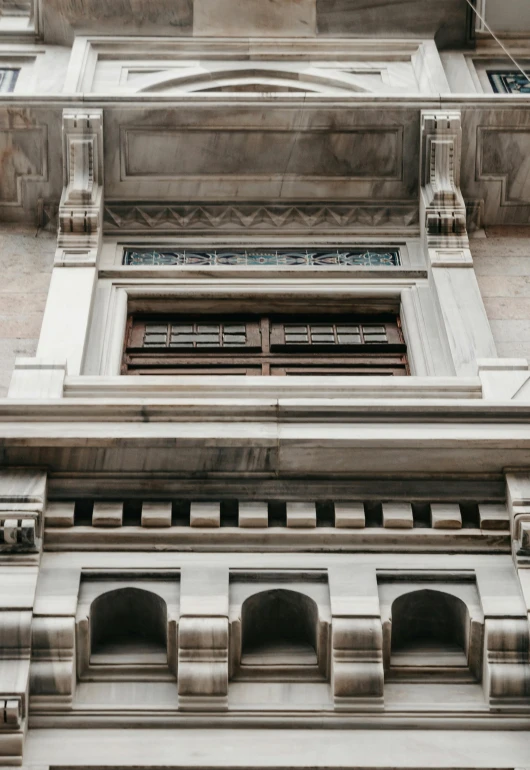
[[0, 69, 19, 94], [122, 313, 408, 376], [488, 71, 530, 94]]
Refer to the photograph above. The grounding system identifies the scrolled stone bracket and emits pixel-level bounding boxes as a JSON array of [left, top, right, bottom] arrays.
[[483, 617, 530, 710], [420, 110, 468, 253], [57, 110, 104, 261]]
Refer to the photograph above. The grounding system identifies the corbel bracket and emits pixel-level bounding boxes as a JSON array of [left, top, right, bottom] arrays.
[[420, 111, 467, 245], [58, 110, 104, 254], [506, 473, 530, 565]]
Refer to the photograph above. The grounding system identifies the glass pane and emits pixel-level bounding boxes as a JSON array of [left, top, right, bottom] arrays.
[[223, 335, 246, 345], [169, 341, 194, 347], [144, 334, 167, 346], [171, 324, 193, 333], [285, 334, 309, 343], [285, 326, 307, 333], [337, 325, 359, 333], [338, 334, 361, 344], [196, 334, 220, 344], [171, 334, 196, 343], [145, 324, 168, 333], [223, 324, 246, 334], [197, 325, 220, 333], [311, 326, 333, 334], [312, 334, 335, 343], [363, 325, 386, 334]]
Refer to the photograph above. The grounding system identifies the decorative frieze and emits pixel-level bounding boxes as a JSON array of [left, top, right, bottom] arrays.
[[105, 203, 418, 233]]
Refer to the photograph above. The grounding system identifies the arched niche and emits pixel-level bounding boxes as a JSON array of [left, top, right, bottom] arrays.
[[231, 585, 330, 681], [388, 588, 481, 681], [90, 587, 168, 662], [242, 588, 319, 665]]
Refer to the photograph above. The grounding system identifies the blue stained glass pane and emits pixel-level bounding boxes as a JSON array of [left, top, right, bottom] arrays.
[[123, 247, 401, 267], [488, 71, 530, 94]]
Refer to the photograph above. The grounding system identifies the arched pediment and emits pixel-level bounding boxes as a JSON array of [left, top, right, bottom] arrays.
[[137, 66, 370, 95]]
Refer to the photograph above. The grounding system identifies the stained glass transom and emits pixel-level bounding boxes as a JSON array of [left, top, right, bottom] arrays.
[[0, 69, 19, 94], [488, 71, 530, 94], [123, 247, 401, 268]]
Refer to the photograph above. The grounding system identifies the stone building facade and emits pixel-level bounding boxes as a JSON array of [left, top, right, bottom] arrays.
[[1, 0, 530, 767]]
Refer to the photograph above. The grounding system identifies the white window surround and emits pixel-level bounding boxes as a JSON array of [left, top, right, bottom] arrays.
[[84, 277, 446, 379], [79, 236, 458, 380], [0, 49, 42, 93], [469, 57, 530, 94], [63, 36, 451, 96]]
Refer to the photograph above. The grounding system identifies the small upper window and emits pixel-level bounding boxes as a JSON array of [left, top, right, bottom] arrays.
[[0, 69, 19, 94], [123, 313, 408, 376], [488, 71, 530, 94]]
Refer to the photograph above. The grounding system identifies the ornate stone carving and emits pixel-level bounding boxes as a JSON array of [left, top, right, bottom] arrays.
[[58, 110, 104, 256], [420, 111, 466, 242], [0, 469, 46, 554], [103, 202, 419, 232]]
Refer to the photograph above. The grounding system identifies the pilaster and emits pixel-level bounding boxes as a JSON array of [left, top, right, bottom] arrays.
[[34, 109, 104, 377], [420, 110, 497, 375]]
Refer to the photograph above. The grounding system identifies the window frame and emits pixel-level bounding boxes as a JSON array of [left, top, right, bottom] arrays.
[[122, 311, 409, 376]]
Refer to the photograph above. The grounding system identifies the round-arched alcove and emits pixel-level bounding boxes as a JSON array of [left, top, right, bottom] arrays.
[[391, 588, 470, 669], [241, 588, 319, 665], [90, 587, 168, 662]]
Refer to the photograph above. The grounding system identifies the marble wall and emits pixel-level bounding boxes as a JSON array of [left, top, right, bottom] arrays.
[[0, 226, 55, 395], [472, 227, 530, 360]]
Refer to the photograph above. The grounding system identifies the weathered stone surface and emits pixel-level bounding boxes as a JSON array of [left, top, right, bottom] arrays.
[[473, 230, 530, 361], [0, 226, 55, 396]]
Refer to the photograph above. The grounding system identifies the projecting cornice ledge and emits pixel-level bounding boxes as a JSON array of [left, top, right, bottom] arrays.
[[2, 399, 530, 474]]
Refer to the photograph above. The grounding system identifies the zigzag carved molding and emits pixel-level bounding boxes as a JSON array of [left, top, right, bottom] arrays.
[[103, 203, 420, 231]]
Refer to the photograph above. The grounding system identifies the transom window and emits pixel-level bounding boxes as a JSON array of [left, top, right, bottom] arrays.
[[123, 313, 408, 376], [487, 71, 530, 94]]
